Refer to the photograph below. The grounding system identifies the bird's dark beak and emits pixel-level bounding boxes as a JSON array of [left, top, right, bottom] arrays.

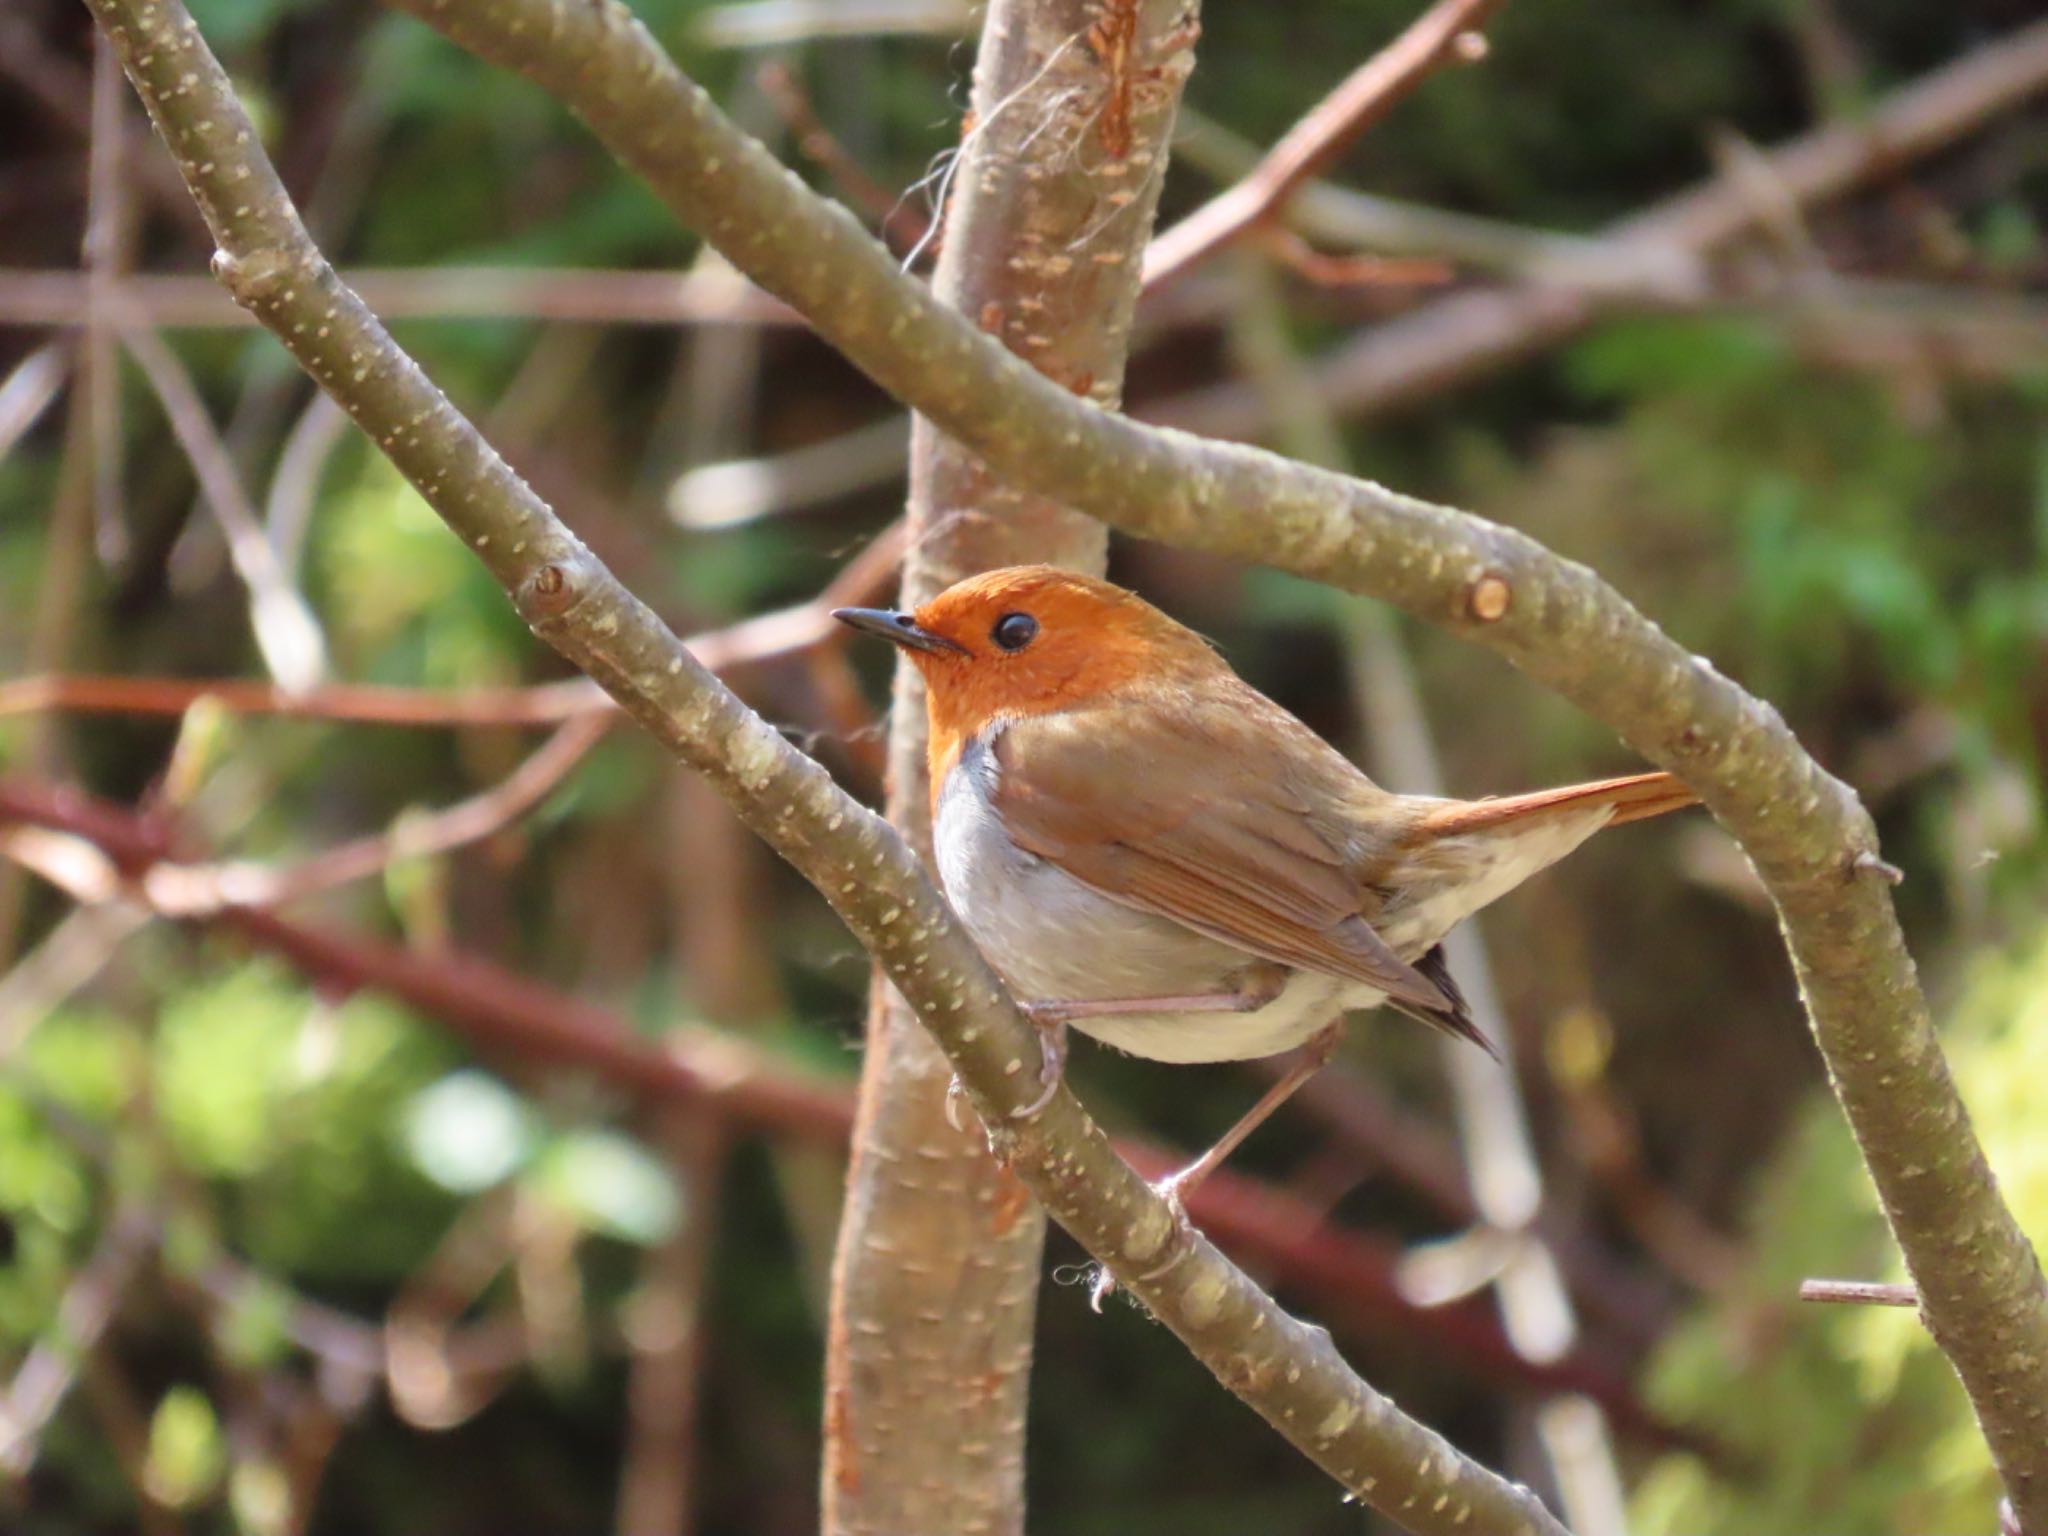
[[831, 607, 968, 657]]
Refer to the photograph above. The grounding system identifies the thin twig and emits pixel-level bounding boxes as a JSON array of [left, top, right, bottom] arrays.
[[0, 897, 151, 1059], [668, 414, 908, 528], [116, 319, 329, 690], [1256, 225, 1453, 290], [1799, 1278, 1920, 1307], [617, 1118, 725, 1536], [756, 60, 930, 255], [1143, 0, 1506, 287], [85, 36, 133, 563], [692, 0, 972, 48], [0, 517, 905, 728], [0, 1205, 155, 1477], [0, 265, 798, 329], [143, 711, 611, 915], [263, 390, 349, 578], [0, 344, 71, 467], [0, 672, 604, 727]]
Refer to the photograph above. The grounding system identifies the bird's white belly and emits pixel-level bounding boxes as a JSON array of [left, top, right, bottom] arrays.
[[934, 737, 1369, 1063]]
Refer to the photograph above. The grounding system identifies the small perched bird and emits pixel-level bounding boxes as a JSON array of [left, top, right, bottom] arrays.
[[836, 566, 1695, 1216]]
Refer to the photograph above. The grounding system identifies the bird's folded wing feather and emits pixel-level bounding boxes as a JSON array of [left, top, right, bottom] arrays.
[[990, 694, 1452, 1016]]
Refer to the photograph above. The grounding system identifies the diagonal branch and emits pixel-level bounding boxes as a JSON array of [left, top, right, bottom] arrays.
[[83, 0, 2048, 1528], [0, 772, 1690, 1444], [78, 3, 1569, 1530], [1142, 0, 1505, 287], [336, 6, 2048, 1523]]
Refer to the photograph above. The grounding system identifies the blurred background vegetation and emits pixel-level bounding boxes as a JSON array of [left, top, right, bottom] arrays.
[[1, 0, 2045, 1531]]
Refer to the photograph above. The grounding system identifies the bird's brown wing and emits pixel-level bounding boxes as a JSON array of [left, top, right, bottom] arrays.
[[989, 692, 1457, 1022]]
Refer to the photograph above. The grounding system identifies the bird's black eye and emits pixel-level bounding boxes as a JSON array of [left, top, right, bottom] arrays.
[[991, 612, 1038, 651]]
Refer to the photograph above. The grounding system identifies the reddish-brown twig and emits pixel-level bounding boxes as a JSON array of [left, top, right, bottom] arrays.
[[0, 519, 906, 730], [1142, 0, 1506, 288], [756, 61, 932, 256], [1257, 225, 1454, 290], [141, 711, 612, 915]]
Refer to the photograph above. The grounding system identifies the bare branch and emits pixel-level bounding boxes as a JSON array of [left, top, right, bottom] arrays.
[[1799, 1279, 1920, 1308], [340, 1, 2048, 1524], [1143, 0, 1506, 287], [80, 0, 2048, 1525], [116, 319, 329, 690], [0, 264, 797, 329]]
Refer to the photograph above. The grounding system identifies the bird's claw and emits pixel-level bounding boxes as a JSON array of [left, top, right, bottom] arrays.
[[1089, 1172, 1194, 1311], [1010, 1013, 1068, 1119], [944, 1073, 969, 1133]]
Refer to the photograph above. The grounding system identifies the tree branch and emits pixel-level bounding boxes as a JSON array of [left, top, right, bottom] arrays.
[[1142, 0, 1505, 287], [332, 5, 2048, 1522], [76, 5, 1568, 1525], [81, 0, 2048, 1527], [1159, 16, 2048, 436]]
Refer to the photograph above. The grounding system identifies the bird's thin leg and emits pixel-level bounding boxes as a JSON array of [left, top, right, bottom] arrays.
[[1161, 1021, 1341, 1201], [1012, 966, 1286, 1122], [1019, 963, 1288, 1027], [1090, 1021, 1342, 1309]]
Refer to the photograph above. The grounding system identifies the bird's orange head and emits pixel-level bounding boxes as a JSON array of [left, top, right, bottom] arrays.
[[834, 565, 1222, 783]]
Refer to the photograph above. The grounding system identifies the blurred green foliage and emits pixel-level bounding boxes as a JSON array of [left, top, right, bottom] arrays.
[[1634, 925, 2048, 1536]]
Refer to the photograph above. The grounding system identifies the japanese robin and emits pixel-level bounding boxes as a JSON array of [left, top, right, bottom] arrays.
[[837, 566, 1694, 1214]]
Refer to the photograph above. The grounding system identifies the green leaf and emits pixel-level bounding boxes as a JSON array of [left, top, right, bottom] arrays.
[[533, 1129, 682, 1247], [144, 1386, 226, 1510], [403, 1071, 535, 1195]]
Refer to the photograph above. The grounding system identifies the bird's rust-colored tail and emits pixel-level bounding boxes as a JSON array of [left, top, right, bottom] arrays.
[[1417, 770, 1698, 837]]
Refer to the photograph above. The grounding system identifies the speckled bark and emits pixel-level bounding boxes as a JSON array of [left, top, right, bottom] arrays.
[[355, 4, 2048, 1521], [95, 0, 2048, 1525], [824, 3, 1192, 1532], [88, 2, 1574, 1527]]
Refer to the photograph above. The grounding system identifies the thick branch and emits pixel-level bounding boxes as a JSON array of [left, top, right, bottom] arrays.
[[822, 0, 1193, 1529], [333, 1, 2048, 1522], [81, 2, 1569, 1530]]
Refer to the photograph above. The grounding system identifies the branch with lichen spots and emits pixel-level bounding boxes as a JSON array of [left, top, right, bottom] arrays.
[[79, 0, 1575, 1530], [358, 0, 2048, 1522]]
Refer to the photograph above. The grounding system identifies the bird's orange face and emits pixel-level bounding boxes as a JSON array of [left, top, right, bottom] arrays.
[[834, 565, 1220, 784]]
